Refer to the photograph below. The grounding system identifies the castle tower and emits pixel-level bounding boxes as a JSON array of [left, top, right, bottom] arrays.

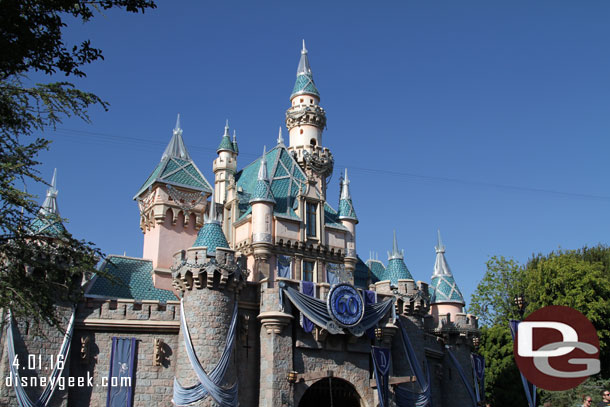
[[337, 169, 358, 273], [249, 147, 276, 278], [385, 231, 414, 286], [30, 169, 68, 237], [429, 231, 465, 325], [134, 115, 212, 289], [172, 188, 246, 407], [285, 41, 332, 198], [213, 120, 238, 204]]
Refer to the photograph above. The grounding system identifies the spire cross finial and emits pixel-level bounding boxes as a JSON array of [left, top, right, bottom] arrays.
[[50, 168, 57, 192], [435, 229, 445, 253], [302, 39, 307, 54], [173, 113, 183, 137], [277, 126, 284, 145], [340, 168, 351, 200], [233, 130, 237, 142], [206, 188, 219, 224], [388, 230, 404, 260]]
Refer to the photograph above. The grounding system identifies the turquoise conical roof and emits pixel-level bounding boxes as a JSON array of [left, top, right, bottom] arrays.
[[430, 232, 465, 305], [337, 169, 357, 222], [193, 189, 229, 253], [134, 115, 212, 199], [30, 169, 68, 237], [217, 120, 235, 153], [250, 147, 276, 204], [290, 40, 320, 99], [384, 231, 413, 285], [232, 130, 239, 154]]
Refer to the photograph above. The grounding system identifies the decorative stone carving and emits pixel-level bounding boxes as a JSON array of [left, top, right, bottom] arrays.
[[257, 311, 294, 334]]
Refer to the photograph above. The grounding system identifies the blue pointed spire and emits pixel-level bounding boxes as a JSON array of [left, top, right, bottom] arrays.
[[232, 130, 239, 154], [338, 168, 358, 222], [430, 231, 465, 305], [193, 188, 229, 253], [384, 231, 413, 285], [249, 146, 276, 205], [290, 40, 320, 99], [217, 120, 235, 153]]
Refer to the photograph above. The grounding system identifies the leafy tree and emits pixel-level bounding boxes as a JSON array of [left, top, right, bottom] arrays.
[[0, 0, 156, 328], [525, 245, 610, 377], [470, 256, 526, 327]]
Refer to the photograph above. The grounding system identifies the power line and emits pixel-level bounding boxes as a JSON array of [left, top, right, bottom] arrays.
[[52, 127, 610, 202]]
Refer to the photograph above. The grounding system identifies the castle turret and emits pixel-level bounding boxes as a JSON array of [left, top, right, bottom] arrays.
[[172, 187, 246, 406], [338, 169, 358, 273], [285, 41, 333, 198], [30, 169, 68, 237], [384, 231, 414, 286], [134, 115, 211, 289], [249, 147, 276, 278], [213, 120, 238, 204], [429, 231, 466, 325]]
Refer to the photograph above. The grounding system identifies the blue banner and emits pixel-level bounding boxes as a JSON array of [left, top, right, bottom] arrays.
[[277, 255, 292, 278], [300, 281, 315, 333], [364, 290, 377, 339], [372, 346, 391, 407], [106, 337, 137, 407], [509, 320, 537, 407], [471, 353, 485, 402]]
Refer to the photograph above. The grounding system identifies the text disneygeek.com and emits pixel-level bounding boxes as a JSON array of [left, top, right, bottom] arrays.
[[5, 373, 131, 390]]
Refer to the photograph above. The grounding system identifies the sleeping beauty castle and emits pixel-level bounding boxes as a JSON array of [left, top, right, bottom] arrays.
[[0, 42, 480, 407]]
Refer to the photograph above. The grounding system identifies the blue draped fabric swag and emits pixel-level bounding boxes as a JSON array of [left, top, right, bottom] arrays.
[[371, 347, 391, 407], [445, 346, 477, 407], [364, 290, 377, 339], [471, 353, 485, 403], [281, 285, 395, 336], [509, 320, 537, 407], [277, 255, 292, 279], [299, 281, 315, 333], [172, 300, 239, 407], [106, 337, 137, 407], [394, 318, 431, 407], [6, 308, 76, 407]]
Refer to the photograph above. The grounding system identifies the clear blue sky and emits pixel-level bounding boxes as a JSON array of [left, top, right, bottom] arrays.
[[29, 1, 610, 307]]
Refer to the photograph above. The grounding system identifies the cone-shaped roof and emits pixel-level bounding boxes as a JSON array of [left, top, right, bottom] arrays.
[[430, 231, 465, 305], [384, 231, 413, 285], [249, 146, 276, 204], [134, 116, 212, 199], [217, 120, 235, 153], [290, 40, 320, 99], [162, 114, 191, 160], [338, 168, 358, 222], [232, 130, 239, 154], [30, 169, 68, 236], [193, 188, 229, 253]]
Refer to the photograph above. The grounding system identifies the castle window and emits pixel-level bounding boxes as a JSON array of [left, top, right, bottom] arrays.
[[306, 202, 317, 237], [310, 99, 313, 104], [303, 260, 315, 282], [310, 139, 316, 147]]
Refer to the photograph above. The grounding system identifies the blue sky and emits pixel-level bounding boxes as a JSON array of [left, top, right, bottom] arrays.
[[29, 1, 610, 306]]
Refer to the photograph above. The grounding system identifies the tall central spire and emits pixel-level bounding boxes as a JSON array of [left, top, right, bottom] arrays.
[[40, 168, 59, 216], [162, 114, 191, 161], [291, 39, 320, 99]]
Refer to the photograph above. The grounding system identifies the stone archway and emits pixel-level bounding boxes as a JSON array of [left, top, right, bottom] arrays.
[[298, 377, 362, 407]]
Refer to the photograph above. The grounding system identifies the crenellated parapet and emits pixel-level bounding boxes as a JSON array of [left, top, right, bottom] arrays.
[[171, 246, 247, 293], [285, 104, 327, 131]]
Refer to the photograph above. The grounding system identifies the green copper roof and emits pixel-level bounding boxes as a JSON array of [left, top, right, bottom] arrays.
[[338, 198, 357, 221], [366, 259, 386, 283], [324, 203, 347, 230], [217, 135, 235, 153], [250, 148, 276, 204], [134, 121, 212, 199], [30, 215, 67, 237], [291, 73, 320, 99], [30, 169, 68, 237], [430, 274, 465, 304], [193, 222, 229, 253], [430, 232, 465, 305], [135, 157, 212, 199], [290, 41, 320, 99], [87, 256, 177, 301], [385, 258, 413, 285]]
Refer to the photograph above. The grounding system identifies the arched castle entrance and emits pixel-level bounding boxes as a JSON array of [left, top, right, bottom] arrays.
[[298, 377, 362, 407]]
